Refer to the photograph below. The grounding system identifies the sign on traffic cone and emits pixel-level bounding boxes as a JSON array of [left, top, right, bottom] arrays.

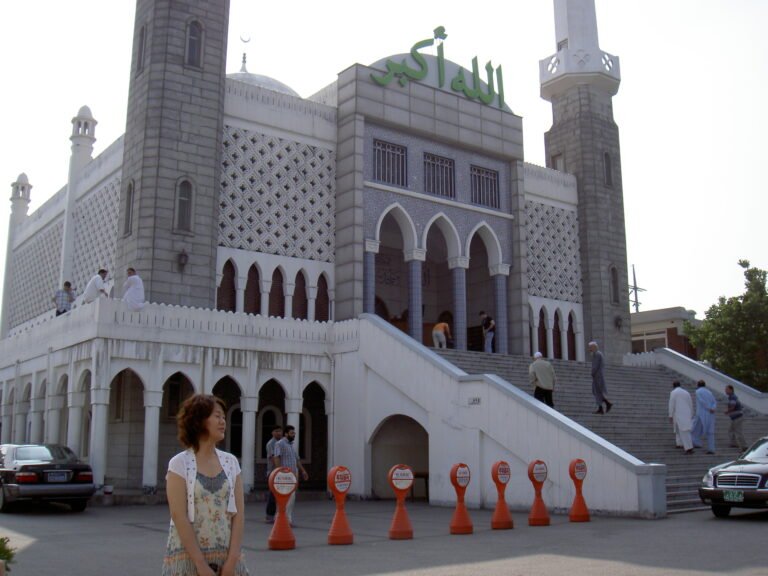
[[490, 460, 513, 530], [268, 467, 297, 550], [388, 464, 414, 540], [527, 459, 550, 526], [568, 459, 590, 522], [449, 463, 473, 534], [327, 466, 354, 544]]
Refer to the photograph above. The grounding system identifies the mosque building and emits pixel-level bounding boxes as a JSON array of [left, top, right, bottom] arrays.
[[0, 0, 659, 515]]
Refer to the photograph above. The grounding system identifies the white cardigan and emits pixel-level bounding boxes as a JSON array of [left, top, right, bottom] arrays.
[[167, 448, 240, 523]]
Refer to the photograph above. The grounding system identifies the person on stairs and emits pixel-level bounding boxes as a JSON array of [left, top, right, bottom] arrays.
[[588, 341, 613, 414], [669, 381, 694, 454], [691, 380, 717, 454]]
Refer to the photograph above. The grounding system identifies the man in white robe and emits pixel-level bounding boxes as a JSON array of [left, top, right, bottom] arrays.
[[122, 267, 145, 311], [669, 381, 694, 454], [691, 380, 717, 454]]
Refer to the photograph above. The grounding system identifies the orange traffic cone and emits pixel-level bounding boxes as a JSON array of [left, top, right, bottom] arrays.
[[389, 497, 414, 539], [569, 459, 590, 522], [327, 466, 354, 545], [449, 463, 473, 534], [268, 468, 297, 550], [491, 461, 513, 530], [527, 460, 550, 527]]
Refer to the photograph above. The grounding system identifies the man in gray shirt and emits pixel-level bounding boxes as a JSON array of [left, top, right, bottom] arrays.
[[264, 425, 282, 523]]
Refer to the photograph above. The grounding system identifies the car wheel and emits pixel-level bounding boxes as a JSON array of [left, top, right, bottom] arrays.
[[69, 499, 88, 512], [712, 505, 731, 518]]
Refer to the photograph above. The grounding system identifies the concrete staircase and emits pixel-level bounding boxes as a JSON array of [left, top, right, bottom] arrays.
[[435, 349, 768, 513]]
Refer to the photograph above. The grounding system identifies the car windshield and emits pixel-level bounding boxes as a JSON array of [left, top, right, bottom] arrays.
[[742, 438, 768, 461], [14, 445, 77, 462]]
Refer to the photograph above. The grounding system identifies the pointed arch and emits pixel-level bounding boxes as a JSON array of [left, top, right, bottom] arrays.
[[553, 309, 563, 359], [293, 269, 309, 320], [315, 273, 330, 322], [465, 222, 503, 268], [375, 203, 418, 252], [538, 307, 549, 358], [422, 213, 461, 261], [269, 267, 285, 317], [244, 263, 261, 315], [217, 259, 237, 312]]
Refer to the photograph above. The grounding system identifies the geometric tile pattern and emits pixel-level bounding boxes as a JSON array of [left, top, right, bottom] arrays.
[[72, 177, 120, 295], [219, 126, 335, 262], [525, 200, 583, 302], [9, 219, 64, 327]]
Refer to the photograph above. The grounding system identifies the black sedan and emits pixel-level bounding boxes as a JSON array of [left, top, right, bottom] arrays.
[[0, 444, 96, 512], [699, 436, 768, 518]]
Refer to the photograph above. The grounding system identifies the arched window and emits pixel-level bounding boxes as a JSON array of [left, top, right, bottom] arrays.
[[269, 269, 285, 318], [293, 272, 308, 320], [136, 25, 147, 75], [538, 308, 548, 357], [185, 20, 203, 68], [123, 181, 134, 235], [176, 179, 193, 232], [244, 265, 260, 315], [553, 311, 562, 359], [316, 275, 330, 322], [217, 260, 236, 312], [609, 265, 620, 304], [604, 152, 613, 187]]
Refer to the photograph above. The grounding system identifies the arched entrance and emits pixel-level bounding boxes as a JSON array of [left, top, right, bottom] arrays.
[[257, 379, 286, 487], [301, 382, 327, 490], [423, 221, 453, 347], [376, 211, 410, 333], [467, 234, 494, 351], [212, 377, 243, 458], [370, 415, 428, 499], [159, 372, 194, 487], [106, 369, 145, 489]]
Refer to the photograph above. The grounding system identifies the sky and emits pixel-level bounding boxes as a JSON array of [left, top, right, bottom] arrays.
[[0, 0, 765, 318]]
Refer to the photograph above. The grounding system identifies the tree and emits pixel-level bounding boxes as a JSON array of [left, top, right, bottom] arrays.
[[686, 260, 768, 391]]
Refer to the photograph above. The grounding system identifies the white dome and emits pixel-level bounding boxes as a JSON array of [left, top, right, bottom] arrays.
[[228, 71, 300, 97], [76, 105, 94, 118]]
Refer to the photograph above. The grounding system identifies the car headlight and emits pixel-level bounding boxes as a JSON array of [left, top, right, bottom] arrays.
[[702, 471, 714, 488]]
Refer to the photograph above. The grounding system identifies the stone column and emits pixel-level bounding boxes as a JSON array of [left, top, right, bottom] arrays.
[[46, 394, 64, 444], [284, 282, 295, 319], [28, 399, 44, 444], [241, 396, 257, 493], [491, 265, 510, 355], [531, 309, 540, 355], [405, 249, 426, 345], [0, 384, 11, 444], [88, 338, 110, 488], [364, 240, 379, 315], [13, 406, 27, 444], [142, 390, 162, 491], [286, 397, 302, 452], [545, 316, 555, 359], [560, 327, 569, 361], [236, 274, 246, 312], [307, 283, 317, 322], [66, 391, 85, 454], [260, 280, 271, 317], [448, 257, 469, 350], [575, 317, 586, 362]]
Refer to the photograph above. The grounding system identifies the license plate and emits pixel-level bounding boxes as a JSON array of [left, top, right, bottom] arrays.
[[724, 490, 744, 503], [46, 471, 68, 483]]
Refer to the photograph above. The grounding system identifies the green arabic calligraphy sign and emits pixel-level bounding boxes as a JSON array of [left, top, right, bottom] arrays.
[[370, 26, 505, 109]]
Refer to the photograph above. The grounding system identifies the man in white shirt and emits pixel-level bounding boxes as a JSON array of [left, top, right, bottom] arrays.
[[122, 267, 145, 311], [669, 381, 694, 454], [83, 269, 108, 303]]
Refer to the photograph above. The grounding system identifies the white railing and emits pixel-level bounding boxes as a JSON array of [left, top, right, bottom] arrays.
[[624, 348, 768, 415]]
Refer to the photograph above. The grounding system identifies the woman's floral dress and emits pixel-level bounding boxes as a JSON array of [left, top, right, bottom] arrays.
[[162, 470, 249, 575]]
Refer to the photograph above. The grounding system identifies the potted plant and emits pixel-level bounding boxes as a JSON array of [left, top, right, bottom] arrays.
[[0, 536, 16, 574]]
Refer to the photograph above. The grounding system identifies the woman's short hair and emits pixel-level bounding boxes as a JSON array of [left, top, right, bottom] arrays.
[[176, 394, 226, 451]]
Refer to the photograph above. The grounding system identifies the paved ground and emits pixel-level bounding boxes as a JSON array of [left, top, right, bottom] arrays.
[[0, 500, 765, 575]]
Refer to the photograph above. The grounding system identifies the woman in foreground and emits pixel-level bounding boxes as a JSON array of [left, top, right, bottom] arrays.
[[162, 394, 249, 576]]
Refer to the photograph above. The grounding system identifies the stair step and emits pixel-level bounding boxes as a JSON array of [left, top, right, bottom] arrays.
[[434, 349, 768, 514]]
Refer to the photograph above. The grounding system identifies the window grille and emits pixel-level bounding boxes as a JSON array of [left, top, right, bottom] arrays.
[[186, 21, 203, 68], [470, 165, 500, 208], [373, 140, 407, 187], [423, 153, 455, 198]]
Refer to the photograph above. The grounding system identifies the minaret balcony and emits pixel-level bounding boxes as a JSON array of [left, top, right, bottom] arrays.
[[539, 48, 621, 101]]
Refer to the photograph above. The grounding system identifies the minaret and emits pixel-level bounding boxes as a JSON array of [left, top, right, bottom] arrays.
[[539, 0, 630, 363], [59, 106, 97, 286], [1, 174, 32, 337], [114, 0, 230, 307]]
